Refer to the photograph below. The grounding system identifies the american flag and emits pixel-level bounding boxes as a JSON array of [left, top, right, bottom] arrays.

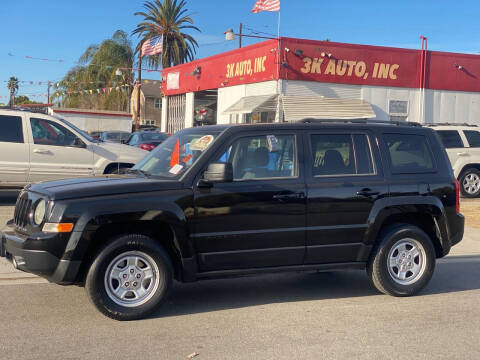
[[141, 36, 163, 57], [251, 0, 280, 13]]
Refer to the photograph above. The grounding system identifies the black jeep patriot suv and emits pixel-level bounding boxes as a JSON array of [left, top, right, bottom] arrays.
[[0, 120, 464, 320]]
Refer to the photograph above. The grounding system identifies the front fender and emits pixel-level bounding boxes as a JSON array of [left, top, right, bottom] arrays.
[[57, 190, 194, 264]]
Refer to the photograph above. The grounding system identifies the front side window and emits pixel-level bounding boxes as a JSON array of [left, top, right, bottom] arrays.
[[383, 133, 435, 174], [436, 130, 464, 148], [30, 118, 80, 147], [0, 115, 23, 143], [133, 128, 221, 178], [215, 134, 296, 180], [464, 130, 480, 148], [310, 134, 374, 176]]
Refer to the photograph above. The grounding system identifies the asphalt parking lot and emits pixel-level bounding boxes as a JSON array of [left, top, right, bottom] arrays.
[[1, 192, 480, 359]]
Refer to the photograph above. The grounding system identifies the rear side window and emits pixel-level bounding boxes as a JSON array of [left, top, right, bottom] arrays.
[[0, 115, 23, 143], [436, 130, 464, 148], [310, 134, 375, 176], [464, 130, 480, 148], [383, 133, 435, 174]]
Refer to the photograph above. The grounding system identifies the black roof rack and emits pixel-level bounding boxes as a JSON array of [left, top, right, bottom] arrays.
[[299, 118, 422, 127], [426, 123, 478, 127]]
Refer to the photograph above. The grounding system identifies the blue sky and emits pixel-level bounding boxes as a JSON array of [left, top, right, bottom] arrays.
[[1, 0, 479, 103]]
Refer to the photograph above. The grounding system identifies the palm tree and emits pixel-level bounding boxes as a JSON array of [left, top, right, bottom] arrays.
[[7, 76, 19, 107], [132, 0, 200, 69], [53, 31, 134, 111]]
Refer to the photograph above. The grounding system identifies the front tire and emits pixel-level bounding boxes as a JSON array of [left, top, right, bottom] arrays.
[[85, 234, 172, 321], [367, 224, 436, 297], [460, 168, 480, 198]]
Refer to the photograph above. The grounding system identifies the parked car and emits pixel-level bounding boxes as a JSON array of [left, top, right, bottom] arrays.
[[125, 131, 169, 151], [89, 131, 102, 139], [0, 120, 464, 320], [428, 123, 480, 197], [0, 109, 148, 188], [100, 131, 131, 143]]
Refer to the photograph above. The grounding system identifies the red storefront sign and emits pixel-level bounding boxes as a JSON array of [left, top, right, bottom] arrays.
[[162, 40, 278, 96], [161, 37, 480, 96], [280, 38, 421, 89]]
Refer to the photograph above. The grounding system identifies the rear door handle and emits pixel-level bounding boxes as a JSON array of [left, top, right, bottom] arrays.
[[273, 192, 305, 201], [356, 188, 380, 197], [457, 152, 469, 157], [33, 149, 51, 154]]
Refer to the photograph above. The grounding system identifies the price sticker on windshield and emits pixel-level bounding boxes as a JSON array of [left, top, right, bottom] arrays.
[[169, 164, 184, 175]]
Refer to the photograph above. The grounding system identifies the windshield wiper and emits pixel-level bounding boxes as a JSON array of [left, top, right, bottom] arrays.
[[127, 169, 152, 177]]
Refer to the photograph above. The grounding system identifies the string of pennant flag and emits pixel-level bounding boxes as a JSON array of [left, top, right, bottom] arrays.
[[0, 81, 161, 100], [2, 79, 160, 87]]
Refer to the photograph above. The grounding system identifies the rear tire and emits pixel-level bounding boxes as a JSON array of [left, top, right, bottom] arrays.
[[85, 234, 172, 321], [460, 168, 480, 198], [367, 224, 436, 297]]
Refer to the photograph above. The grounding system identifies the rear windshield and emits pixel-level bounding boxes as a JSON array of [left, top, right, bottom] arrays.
[[383, 133, 435, 174]]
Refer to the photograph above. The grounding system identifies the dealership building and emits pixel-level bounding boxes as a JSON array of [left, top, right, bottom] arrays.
[[159, 37, 480, 133]]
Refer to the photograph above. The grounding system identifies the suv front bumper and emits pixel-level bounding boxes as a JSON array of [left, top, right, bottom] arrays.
[[0, 221, 81, 284]]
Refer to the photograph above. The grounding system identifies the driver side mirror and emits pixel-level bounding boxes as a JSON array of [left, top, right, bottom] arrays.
[[199, 162, 233, 187]]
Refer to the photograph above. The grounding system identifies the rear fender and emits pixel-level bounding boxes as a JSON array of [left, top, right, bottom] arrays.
[[365, 195, 448, 254]]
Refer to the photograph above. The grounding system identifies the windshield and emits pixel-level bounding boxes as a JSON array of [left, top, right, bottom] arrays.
[[53, 116, 96, 142], [132, 128, 221, 178]]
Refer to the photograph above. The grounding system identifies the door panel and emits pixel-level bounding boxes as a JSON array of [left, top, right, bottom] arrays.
[[28, 117, 94, 182], [305, 131, 387, 264], [0, 115, 29, 186], [192, 132, 306, 271]]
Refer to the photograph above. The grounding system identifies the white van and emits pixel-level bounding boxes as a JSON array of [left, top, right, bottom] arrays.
[[0, 109, 148, 188]]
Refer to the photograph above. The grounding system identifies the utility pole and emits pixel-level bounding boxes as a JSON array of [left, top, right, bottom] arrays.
[[47, 81, 51, 104], [136, 50, 142, 132], [239, 23, 243, 48]]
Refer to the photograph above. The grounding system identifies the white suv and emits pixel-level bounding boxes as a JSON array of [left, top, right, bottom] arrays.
[[0, 109, 148, 188], [429, 124, 480, 197]]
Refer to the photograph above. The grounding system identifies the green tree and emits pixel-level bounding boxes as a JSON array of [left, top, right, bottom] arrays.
[[133, 0, 200, 69], [7, 76, 19, 106], [52, 30, 134, 111], [14, 96, 40, 105]]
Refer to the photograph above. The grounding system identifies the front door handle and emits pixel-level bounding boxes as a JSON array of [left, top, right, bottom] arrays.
[[457, 152, 469, 157], [33, 149, 51, 154], [273, 192, 305, 202], [356, 188, 380, 197]]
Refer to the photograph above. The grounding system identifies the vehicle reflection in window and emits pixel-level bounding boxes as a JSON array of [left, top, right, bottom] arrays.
[[132, 129, 220, 178], [30, 118, 80, 147]]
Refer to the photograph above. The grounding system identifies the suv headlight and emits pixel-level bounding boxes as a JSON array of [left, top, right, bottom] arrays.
[[33, 199, 46, 225]]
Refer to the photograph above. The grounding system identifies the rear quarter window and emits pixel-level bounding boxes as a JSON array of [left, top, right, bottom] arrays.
[[0, 115, 24, 143], [464, 130, 480, 147], [383, 133, 435, 174], [436, 130, 464, 148]]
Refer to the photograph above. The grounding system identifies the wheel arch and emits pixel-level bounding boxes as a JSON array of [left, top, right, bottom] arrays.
[[366, 196, 449, 259], [65, 200, 195, 284]]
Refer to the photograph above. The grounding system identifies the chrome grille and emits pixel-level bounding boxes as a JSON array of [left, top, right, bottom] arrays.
[[14, 196, 32, 229]]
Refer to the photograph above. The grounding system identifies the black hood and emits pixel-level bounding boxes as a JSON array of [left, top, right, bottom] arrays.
[[27, 176, 183, 200]]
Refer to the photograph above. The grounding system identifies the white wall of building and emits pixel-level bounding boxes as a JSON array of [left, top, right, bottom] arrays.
[[53, 112, 132, 132], [185, 92, 195, 128], [424, 89, 480, 125], [190, 79, 480, 127]]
